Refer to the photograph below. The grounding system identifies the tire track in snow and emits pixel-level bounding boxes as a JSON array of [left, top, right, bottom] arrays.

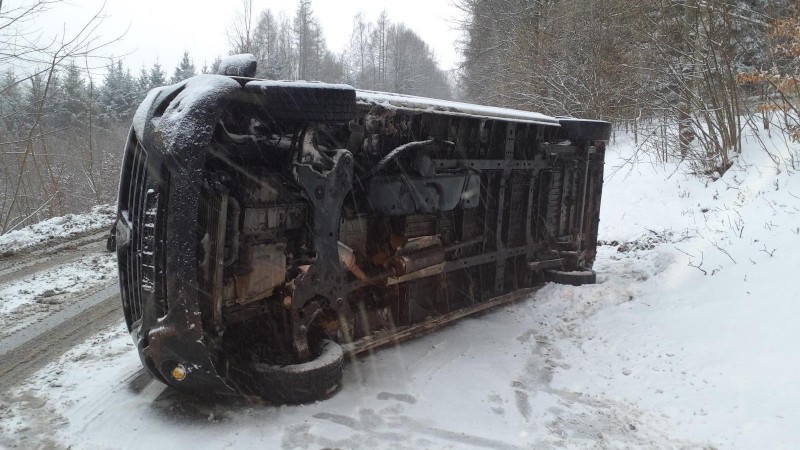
[[0, 253, 118, 339], [0, 284, 121, 393], [0, 223, 126, 423]]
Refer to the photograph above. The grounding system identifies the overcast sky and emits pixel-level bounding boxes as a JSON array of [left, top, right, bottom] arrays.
[[32, 0, 464, 76]]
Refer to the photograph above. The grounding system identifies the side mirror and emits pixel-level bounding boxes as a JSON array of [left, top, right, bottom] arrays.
[[217, 54, 257, 78]]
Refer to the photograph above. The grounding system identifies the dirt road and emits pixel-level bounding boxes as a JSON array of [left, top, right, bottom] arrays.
[[0, 231, 123, 393]]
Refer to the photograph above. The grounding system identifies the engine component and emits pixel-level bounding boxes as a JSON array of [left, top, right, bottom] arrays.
[[241, 205, 304, 240], [230, 241, 286, 305]]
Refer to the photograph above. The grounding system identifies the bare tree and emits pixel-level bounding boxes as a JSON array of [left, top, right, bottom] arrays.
[[275, 12, 296, 79], [227, 0, 256, 54], [456, 0, 782, 175], [343, 11, 451, 97], [345, 12, 372, 85], [0, 0, 121, 233], [294, 0, 313, 79], [253, 9, 278, 78]]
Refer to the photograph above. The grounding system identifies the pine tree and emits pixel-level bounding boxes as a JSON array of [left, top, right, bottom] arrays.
[[137, 64, 150, 96], [171, 51, 197, 83], [0, 70, 25, 138], [99, 60, 137, 121], [55, 61, 88, 128], [149, 61, 167, 88], [209, 56, 223, 75], [25, 72, 47, 123]]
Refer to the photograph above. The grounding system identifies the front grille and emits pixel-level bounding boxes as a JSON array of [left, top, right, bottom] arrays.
[[122, 143, 167, 325]]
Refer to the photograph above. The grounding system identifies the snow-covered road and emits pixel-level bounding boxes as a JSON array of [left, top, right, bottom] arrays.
[[1, 131, 798, 449], [0, 268, 708, 450], [0, 213, 120, 399]]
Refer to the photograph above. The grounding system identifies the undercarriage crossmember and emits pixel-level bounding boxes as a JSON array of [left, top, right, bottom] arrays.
[[290, 149, 353, 360]]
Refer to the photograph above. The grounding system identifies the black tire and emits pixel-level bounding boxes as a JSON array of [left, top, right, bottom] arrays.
[[558, 118, 612, 142], [246, 83, 357, 123], [105, 221, 117, 253], [545, 269, 597, 286], [247, 339, 344, 404]]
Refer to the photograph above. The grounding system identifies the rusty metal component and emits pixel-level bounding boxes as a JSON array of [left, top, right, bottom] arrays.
[[386, 263, 445, 286], [318, 313, 340, 336], [370, 233, 406, 266], [342, 288, 537, 357], [389, 240, 445, 277], [337, 242, 367, 281]]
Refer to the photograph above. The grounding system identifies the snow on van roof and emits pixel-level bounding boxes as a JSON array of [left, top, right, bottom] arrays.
[[245, 79, 355, 91], [356, 90, 560, 126], [242, 79, 560, 125]]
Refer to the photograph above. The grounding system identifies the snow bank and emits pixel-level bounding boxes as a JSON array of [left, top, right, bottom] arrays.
[[554, 128, 800, 447], [0, 205, 114, 256]]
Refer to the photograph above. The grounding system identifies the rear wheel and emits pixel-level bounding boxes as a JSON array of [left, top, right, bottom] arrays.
[[557, 118, 612, 142], [545, 269, 597, 286], [244, 339, 344, 404]]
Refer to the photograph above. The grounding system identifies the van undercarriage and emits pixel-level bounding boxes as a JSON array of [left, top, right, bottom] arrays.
[[115, 64, 610, 403]]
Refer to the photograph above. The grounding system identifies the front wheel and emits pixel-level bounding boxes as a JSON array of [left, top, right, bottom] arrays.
[[244, 339, 344, 404]]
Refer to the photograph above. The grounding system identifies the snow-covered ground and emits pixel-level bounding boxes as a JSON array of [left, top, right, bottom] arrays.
[[0, 253, 117, 339], [0, 205, 117, 342], [0, 205, 115, 256], [554, 129, 800, 448], [1, 129, 798, 449]]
